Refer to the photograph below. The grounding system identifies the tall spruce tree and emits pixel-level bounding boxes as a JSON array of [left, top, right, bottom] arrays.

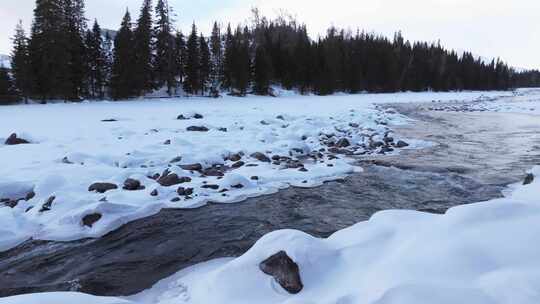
[[154, 0, 175, 95], [102, 31, 114, 97], [11, 21, 32, 102], [184, 23, 200, 95], [29, 0, 69, 101], [222, 24, 234, 91], [63, 0, 88, 100], [253, 45, 271, 95], [133, 0, 154, 95], [199, 34, 211, 95], [0, 67, 15, 104], [209, 22, 222, 96], [173, 31, 186, 87], [111, 10, 135, 100], [85, 20, 106, 99]]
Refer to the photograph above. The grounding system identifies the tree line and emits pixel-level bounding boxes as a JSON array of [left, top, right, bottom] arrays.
[[1, 0, 540, 104]]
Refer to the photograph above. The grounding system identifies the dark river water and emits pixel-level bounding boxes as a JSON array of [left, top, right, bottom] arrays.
[[1, 103, 539, 297]]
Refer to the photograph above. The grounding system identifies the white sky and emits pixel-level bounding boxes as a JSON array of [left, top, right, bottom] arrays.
[[1, 0, 539, 69]]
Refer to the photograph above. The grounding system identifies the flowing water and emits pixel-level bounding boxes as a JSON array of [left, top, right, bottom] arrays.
[[1, 103, 539, 297]]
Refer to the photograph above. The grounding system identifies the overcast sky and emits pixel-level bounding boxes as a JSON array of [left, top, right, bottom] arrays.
[[1, 0, 539, 69]]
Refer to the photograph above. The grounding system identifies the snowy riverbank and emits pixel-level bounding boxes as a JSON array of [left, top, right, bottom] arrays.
[[0, 90, 531, 252], [3, 168, 539, 304]]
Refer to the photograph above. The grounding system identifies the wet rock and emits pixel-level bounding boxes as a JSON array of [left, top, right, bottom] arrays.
[[336, 138, 351, 148], [25, 191, 35, 201], [231, 161, 245, 169], [369, 141, 385, 149], [193, 114, 204, 119], [251, 176, 259, 180], [61, 157, 74, 164], [171, 197, 181, 202], [349, 123, 359, 128], [272, 155, 281, 161], [228, 154, 242, 162], [299, 167, 308, 172], [524, 173, 534, 185], [251, 152, 271, 163], [276, 115, 285, 120], [186, 126, 209, 132], [260, 120, 271, 125], [82, 213, 102, 227], [39, 196, 55, 212], [4, 133, 30, 145], [150, 189, 159, 197], [158, 173, 191, 187], [101, 119, 117, 122], [231, 184, 244, 189], [202, 168, 225, 177], [395, 140, 410, 148], [259, 251, 303, 294], [163, 139, 171, 145], [177, 187, 194, 196], [123, 179, 144, 191], [177, 114, 188, 120], [180, 163, 203, 171], [88, 183, 118, 194], [218, 127, 228, 132], [169, 156, 182, 163], [201, 184, 219, 190]]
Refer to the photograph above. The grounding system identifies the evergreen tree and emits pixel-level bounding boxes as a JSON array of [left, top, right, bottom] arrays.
[[154, 0, 175, 95], [253, 46, 271, 95], [29, 0, 69, 101], [222, 24, 234, 91], [184, 23, 200, 95], [111, 10, 135, 100], [11, 21, 32, 102], [199, 34, 211, 95], [133, 0, 154, 95], [173, 31, 186, 87], [209, 22, 223, 96], [0, 67, 16, 104], [102, 31, 114, 97], [63, 0, 88, 100], [85, 20, 106, 99]]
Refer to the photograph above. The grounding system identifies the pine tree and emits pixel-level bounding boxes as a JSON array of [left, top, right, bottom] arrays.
[[199, 34, 211, 95], [173, 31, 186, 87], [102, 31, 114, 97], [29, 0, 70, 101], [11, 20, 32, 102], [85, 20, 106, 99], [0, 67, 16, 104], [63, 0, 88, 100], [154, 0, 175, 95], [133, 0, 154, 95], [222, 24, 234, 91], [111, 10, 135, 100], [253, 45, 271, 95], [184, 23, 200, 95], [209, 22, 222, 96]]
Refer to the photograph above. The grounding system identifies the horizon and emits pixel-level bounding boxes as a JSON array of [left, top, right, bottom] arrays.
[[0, 0, 539, 70]]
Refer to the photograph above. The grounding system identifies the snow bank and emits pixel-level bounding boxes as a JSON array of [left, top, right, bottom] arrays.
[[0, 91, 519, 251], [3, 168, 539, 304]]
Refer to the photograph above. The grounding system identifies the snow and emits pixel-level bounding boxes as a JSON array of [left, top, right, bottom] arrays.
[[3, 166, 539, 304], [2, 89, 540, 304], [0, 90, 521, 252]]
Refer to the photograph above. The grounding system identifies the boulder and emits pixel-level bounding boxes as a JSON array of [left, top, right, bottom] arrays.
[[177, 187, 194, 196], [39, 196, 55, 212], [231, 161, 245, 169], [193, 113, 204, 119], [336, 138, 351, 148], [259, 251, 303, 294], [524, 173, 535, 185], [201, 184, 219, 190], [88, 183, 118, 194], [4, 133, 30, 145], [186, 126, 209, 132], [123, 179, 144, 191], [395, 140, 410, 148], [202, 167, 225, 177], [82, 213, 102, 227], [150, 189, 159, 196], [251, 152, 271, 163], [180, 163, 203, 171], [158, 173, 192, 187], [228, 154, 242, 162]]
